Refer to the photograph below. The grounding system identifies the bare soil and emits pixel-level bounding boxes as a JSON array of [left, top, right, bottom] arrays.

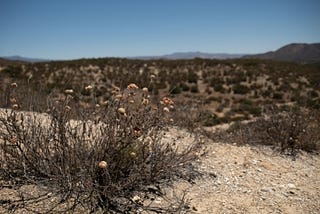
[[163, 128, 320, 214]]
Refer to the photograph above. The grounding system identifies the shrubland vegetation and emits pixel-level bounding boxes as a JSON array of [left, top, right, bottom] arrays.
[[1, 57, 319, 123], [0, 57, 319, 212]]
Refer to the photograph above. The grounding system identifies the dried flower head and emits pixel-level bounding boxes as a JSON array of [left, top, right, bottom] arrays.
[[12, 104, 19, 110], [10, 82, 18, 88], [130, 152, 137, 158], [127, 83, 139, 90], [163, 107, 170, 112], [162, 97, 174, 106], [64, 89, 74, 94], [98, 161, 108, 169], [85, 85, 93, 90], [118, 107, 126, 115]]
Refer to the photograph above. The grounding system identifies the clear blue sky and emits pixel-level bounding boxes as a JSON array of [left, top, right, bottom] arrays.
[[1, 0, 319, 60]]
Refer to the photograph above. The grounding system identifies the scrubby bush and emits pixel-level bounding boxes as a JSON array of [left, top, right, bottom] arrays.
[[190, 85, 199, 93], [180, 82, 190, 92], [169, 86, 182, 94], [272, 92, 283, 100], [232, 83, 250, 94], [213, 83, 224, 93], [187, 71, 198, 83], [197, 110, 228, 126], [0, 84, 202, 213], [226, 105, 320, 157]]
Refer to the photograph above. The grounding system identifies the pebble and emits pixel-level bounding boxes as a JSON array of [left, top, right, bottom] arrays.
[[287, 183, 296, 189]]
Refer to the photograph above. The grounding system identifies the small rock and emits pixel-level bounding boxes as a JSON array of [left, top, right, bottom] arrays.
[[287, 183, 296, 189]]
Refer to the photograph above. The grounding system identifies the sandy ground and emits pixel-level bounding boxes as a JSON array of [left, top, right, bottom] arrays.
[[163, 128, 320, 214]]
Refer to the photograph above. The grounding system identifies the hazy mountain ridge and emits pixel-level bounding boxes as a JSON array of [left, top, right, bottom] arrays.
[[244, 43, 320, 63], [2, 56, 50, 62], [2, 43, 320, 62], [132, 52, 245, 60]]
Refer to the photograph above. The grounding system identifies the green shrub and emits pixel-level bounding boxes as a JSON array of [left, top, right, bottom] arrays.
[[233, 83, 250, 94]]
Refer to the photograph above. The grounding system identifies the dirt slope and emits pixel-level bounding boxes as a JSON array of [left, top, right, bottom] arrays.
[[168, 130, 320, 214]]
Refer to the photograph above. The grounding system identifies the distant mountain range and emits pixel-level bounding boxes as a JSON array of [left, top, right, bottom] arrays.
[[2, 43, 320, 63], [2, 56, 49, 62], [132, 52, 245, 60], [243, 43, 320, 63]]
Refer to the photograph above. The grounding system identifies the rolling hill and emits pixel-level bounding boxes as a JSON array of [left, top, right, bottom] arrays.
[[244, 43, 320, 63]]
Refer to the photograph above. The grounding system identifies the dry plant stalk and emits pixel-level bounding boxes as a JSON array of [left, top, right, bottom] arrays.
[[0, 83, 202, 213]]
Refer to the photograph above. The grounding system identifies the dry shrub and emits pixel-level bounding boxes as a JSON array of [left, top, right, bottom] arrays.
[[0, 84, 202, 213], [225, 105, 320, 157]]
